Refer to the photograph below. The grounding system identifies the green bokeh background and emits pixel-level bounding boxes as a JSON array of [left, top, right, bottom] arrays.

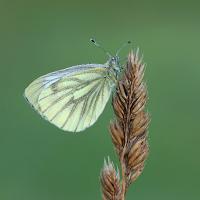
[[1, 0, 200, 199]]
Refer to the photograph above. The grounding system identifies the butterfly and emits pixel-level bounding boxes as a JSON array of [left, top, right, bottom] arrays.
[[24, 39, 131, 132]]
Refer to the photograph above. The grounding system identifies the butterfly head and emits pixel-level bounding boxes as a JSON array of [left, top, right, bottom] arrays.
[[90, 38, 131, 75], [108, 56, 121, 73]]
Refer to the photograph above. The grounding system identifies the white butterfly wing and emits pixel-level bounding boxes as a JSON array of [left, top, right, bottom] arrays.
[[24, 64, 114, 132]]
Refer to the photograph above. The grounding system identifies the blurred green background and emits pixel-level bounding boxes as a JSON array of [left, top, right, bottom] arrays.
[[0, 0, 200, 199]]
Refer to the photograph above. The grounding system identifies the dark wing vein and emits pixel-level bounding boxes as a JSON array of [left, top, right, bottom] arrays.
[[87, 80, 106, 125], [60, 100, 79, 129], [29, 69, 105, 88], [73, 86, 99, 132], [49, 97, 74, 122], [60, 80, 102, 129], [41, 78, 100, 113], [48, 79, 101, 122], [30, 77, 86, 88], [38, 77, 103, 102], [28, 79, 53, 98]]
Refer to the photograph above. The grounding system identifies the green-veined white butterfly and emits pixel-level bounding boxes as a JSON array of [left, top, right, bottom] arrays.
[[24, 39, 131, 132]]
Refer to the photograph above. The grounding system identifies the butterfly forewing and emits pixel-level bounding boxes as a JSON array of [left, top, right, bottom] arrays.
[[24, 64, 114, 132]]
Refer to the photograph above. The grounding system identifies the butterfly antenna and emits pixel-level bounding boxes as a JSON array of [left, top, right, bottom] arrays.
[[90, 38, 112, 58], [116, 41, 131, 56]]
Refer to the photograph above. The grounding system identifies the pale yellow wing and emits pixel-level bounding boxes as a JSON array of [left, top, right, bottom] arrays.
[[24, 64, 114, 132]]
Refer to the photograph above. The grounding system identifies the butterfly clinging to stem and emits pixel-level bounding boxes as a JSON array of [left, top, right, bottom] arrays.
[[24, 39, 131, 132]]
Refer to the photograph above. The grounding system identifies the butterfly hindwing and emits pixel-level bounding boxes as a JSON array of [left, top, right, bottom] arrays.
[[24, 64, 114, 132]]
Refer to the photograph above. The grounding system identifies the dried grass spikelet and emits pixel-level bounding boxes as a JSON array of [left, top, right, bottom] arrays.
[[109, 50, 150, 199], [100, 157, 121, 200]]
